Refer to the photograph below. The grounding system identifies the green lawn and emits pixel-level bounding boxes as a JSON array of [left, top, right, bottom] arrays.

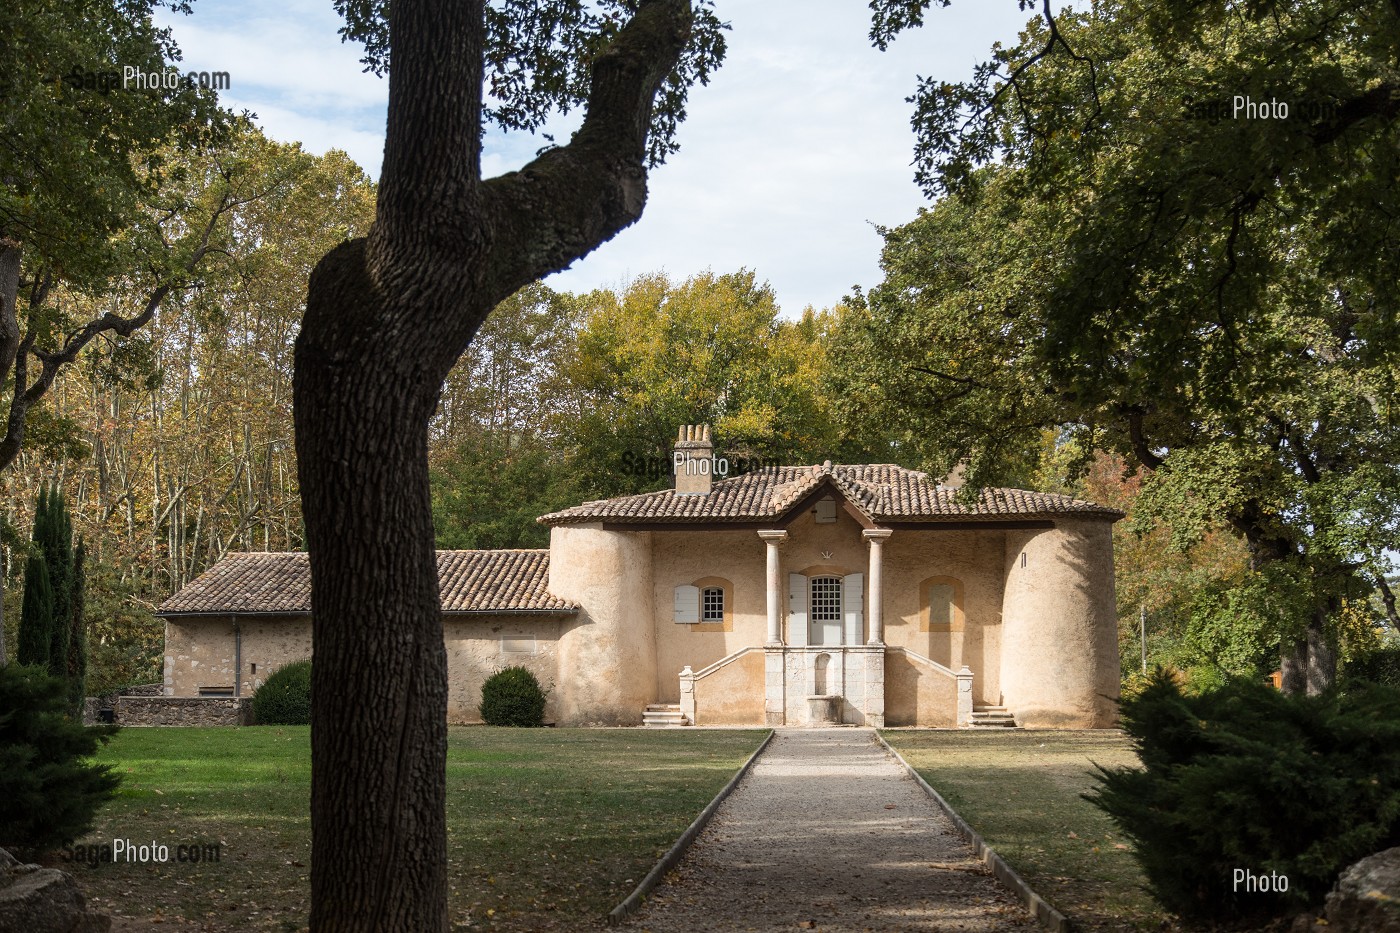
[[65, 726, 767, 931], [881, 729, 1180, 932]]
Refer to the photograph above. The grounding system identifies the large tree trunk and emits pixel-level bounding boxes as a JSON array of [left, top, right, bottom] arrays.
[[297, 241, 462, 931], [1306, 602, 1337, 696], [294, 2, 691, 928], [1280, 637, 1308, 694]]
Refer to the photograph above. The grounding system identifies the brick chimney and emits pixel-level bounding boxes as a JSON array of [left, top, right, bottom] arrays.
[[673, 424, 715, 495]]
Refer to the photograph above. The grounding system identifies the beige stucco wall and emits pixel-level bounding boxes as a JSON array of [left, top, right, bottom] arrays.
[[548, 524, 656, 725], [690, 649, 765, 725], [1000, 520, 1120, 728], [443, 615, 563, 723], [883, 648, 958, 727], [880, 529, 1006, 706], [164, 614, 564, 723], [163, 615, 312, 699], [650, 529, 766, 701]]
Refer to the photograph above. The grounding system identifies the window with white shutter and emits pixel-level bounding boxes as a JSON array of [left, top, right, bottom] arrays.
[[842, 572, 864, 645], [673, 585, 700, 624], [788, 573, 808, 647]]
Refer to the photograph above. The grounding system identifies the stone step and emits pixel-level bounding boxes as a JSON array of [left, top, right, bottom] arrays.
[[968, 707, 1019, 729], [642, 704, 689, 727]]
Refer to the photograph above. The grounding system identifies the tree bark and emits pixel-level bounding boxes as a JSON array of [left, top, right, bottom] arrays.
[[295, 1, 691, 929], [1306, 604, 1337, 696], [1280, 637, 1308, 694]]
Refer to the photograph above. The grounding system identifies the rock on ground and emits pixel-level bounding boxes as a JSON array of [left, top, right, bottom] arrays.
[[0, 845, 111, 933], [1325, 847, 1400, 933]]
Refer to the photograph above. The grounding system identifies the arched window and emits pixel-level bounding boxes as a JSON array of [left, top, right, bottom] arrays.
[[673, 577, 734, 631]]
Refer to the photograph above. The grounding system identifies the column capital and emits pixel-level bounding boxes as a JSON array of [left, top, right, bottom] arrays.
[[862, 528, 893, 541], [757, 529, 789, 543]]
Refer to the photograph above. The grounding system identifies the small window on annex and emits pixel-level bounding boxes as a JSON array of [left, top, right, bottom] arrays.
[[701, 586, 725, 622]]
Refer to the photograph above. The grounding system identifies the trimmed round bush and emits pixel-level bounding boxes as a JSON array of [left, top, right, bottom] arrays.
[[479, 666, 546, 727], [252, 659, 312, 725]]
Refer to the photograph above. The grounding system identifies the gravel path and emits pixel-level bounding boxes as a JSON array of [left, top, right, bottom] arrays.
[[624, 728, 1041, 932]]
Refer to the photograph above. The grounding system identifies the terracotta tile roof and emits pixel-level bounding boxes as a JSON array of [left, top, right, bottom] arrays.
[[538, 463, 1123, 526], [157, 550, 576, 616]]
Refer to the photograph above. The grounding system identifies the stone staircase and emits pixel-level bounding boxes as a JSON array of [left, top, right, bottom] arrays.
[[642, 703, 690, 727], [968, 705, 1019, 729]]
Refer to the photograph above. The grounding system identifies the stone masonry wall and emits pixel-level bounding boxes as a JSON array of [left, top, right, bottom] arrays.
[[115, 696, 253, 726]]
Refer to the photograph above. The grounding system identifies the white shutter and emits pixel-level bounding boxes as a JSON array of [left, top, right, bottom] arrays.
[[673, 585, 700, 624], [788, 573, 808, 647], [843, 572, 864, 645]]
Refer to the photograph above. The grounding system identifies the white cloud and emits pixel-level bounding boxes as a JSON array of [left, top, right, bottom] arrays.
[[158, 0, 1035, 313]]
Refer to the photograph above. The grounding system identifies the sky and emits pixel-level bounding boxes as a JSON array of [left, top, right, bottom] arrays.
[[155, 1, 1037, 315]]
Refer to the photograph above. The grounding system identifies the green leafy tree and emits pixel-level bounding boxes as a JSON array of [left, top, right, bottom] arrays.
[[294, 1, 725, 925], [15, 552, 53, 670], [82, 557, 163, 696], [0, 0, 233, 659], [842, 0, 1400, 694], [0, 664, 120, 856], [558, 271, 862, 498]]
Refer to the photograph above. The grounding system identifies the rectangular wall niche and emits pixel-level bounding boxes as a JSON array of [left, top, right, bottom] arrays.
[[501, 635, 537, 655]]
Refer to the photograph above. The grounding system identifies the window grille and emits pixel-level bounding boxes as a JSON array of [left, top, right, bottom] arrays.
[[701, 587, 725, 622], [810, 576, 843, 623]]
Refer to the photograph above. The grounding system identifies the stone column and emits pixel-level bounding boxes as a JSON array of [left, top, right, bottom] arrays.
[[758, 530, 788, 645], [863, 529, 892, 645]]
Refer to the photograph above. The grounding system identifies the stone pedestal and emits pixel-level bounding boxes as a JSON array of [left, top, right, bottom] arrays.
[[764, 648, 787, 726]]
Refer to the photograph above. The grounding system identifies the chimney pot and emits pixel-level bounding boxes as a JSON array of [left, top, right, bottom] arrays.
[[673, 424, 716, 495]]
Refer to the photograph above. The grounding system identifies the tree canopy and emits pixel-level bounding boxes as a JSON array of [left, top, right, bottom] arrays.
[[833, 0, 1400, 690]]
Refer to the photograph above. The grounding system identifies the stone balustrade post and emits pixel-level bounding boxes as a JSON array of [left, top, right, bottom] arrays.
[[679, 665, 696, 725], [957, 665, 974, 727]]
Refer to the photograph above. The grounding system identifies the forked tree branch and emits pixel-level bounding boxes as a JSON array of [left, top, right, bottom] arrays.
[[479, 0, 692, 299]]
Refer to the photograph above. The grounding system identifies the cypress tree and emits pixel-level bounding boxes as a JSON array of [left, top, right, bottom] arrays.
[[16, 552, 53, 668], [41, 486, 73, 682], [67, 539, 88, 716]]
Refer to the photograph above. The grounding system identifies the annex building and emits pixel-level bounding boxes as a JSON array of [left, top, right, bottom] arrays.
[[157, 426, 1123, 728]]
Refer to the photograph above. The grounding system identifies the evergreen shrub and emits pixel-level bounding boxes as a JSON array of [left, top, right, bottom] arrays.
[[0, 664, 121, 855], [479, 666, 547, 727], [1087, 669, 1400, 925], [252, 659, 312, 725], [1344, 644, 1400, 687]]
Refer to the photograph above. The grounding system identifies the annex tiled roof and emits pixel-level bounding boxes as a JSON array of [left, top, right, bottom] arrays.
[[538, 463, 1123, 526], [157, 550, 576, 616]]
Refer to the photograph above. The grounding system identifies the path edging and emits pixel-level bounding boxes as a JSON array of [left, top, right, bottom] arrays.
[[875, 731, 1074, 933], [606, 728, 775, 926]]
